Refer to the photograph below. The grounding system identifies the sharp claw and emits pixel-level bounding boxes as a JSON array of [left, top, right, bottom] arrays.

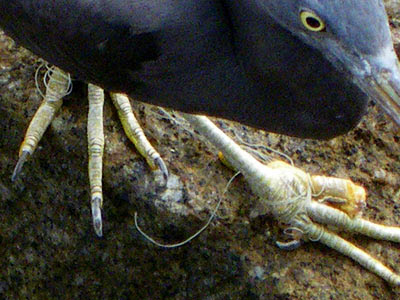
[[276, 239, 302, 251], [154, 156, 168, 183], [12, 150, 31, 182], [91, 197, 103, 237]]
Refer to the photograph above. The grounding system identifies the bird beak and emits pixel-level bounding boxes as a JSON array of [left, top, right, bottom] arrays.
[[364, 47, 400, 127]]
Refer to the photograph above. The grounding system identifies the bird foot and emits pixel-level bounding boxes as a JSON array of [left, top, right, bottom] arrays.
[[182, 114, 400, 285], [13, 66, 168, 236]]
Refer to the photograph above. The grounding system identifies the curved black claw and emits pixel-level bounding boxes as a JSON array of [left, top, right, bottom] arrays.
[[91, 197, 103, 237], [154, 156, 168, 183], [11, 150, 30, 182]]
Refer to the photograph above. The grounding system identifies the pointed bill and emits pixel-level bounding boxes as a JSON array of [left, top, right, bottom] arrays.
[[365, 46, 400, 127]]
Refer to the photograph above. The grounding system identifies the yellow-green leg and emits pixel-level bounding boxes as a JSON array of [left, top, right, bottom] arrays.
[[13, 66, 168, 236], [87, 84, 105, 237], [12, 67, 70, 180], [182, 113, 400, 285], [110, 93, 168, 181]]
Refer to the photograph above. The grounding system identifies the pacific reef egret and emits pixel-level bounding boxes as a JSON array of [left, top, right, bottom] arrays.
[[1, 0, 400, 284]]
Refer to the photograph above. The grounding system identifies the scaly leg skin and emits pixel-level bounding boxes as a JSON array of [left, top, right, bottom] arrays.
[[182, 114, 400, 285], [110, 93, 168, 181], [87, 84, 105, 237], [13, 66, 168, 236], [12, 66, 70, 181]]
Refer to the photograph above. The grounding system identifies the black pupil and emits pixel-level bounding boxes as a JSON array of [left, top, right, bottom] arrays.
[[306, 17, 321, 28]]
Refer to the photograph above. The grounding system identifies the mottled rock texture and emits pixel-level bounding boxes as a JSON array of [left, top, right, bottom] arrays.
[[1, 2, 400, 300]]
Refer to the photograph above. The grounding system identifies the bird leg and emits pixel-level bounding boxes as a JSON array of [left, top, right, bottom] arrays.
[[109, 93, 168, 180], [13, 67, 167, 236], [12, 66, 70, 181], [182, 114, 400, 285], [87, 84, 105, 236]]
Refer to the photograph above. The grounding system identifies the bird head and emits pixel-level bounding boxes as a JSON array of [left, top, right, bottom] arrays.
[[261, 0, 400, 127]]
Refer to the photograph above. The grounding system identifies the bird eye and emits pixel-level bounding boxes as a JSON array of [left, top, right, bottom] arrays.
[[300, 11, 326, 32]]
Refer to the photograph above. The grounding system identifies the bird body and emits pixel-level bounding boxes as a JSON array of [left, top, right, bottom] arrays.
[[0, 0, 398, 139], [3, 1, 400, 283]]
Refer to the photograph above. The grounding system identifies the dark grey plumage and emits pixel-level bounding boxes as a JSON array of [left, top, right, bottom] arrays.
[[0, 0, 399, 139]]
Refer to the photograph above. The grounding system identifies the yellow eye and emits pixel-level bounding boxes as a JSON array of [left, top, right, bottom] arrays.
[[300, 11, 326, 32]]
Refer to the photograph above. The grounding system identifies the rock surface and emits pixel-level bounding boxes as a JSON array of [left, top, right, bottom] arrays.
[[1, 3, 400, 300]]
